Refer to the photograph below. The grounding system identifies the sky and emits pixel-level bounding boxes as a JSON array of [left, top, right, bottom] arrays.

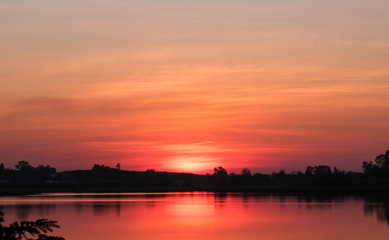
[[1, 0, 389, 173]]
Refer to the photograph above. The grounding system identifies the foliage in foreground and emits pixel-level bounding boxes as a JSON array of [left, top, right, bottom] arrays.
[[0, 211, 64, 240]]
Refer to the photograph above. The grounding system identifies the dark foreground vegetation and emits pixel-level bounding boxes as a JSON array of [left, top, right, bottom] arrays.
[[0, 211, 64, 240], [1, 150, 389, 195]]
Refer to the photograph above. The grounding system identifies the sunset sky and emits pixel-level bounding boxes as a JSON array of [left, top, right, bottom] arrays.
[[1, 0, 389, 173]]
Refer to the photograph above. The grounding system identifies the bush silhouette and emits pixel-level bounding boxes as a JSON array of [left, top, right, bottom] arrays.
[[0, 211, 64, 240]]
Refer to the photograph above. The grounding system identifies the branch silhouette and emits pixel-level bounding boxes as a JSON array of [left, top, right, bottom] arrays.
[[0, 211, 65, 240]]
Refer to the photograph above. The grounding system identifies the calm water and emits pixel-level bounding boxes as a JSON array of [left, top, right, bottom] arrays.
[[1, 193, 389, 240]]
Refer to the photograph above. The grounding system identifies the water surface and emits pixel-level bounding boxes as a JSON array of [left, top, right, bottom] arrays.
[[1, 192, 389, 239]]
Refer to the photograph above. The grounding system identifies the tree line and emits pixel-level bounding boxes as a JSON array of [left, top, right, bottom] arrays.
[[1, 150, 389, 189]]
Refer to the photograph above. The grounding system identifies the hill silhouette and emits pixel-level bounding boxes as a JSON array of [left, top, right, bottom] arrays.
[[1, 150, 389, 194]]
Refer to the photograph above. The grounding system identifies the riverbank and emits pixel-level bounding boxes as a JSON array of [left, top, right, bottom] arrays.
[[1, 185, 388, 196]]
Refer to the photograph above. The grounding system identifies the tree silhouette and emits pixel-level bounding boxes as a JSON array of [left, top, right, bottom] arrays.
[[374, 150, 389, 169], [362, 150, 389, 176], [213, 166, 228, 176], [15, 161, 33, 171], [241, 168, 252, 177], [0, 211, 64, 240]]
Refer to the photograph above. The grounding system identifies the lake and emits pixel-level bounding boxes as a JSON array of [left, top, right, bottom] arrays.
[[1, 192, 389, 239]]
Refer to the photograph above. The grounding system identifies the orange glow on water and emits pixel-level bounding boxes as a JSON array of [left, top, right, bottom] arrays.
[[1, 193, 389, 240]]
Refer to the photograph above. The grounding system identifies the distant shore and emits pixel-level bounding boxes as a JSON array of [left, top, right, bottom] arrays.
[[2, 153, 389, 197], [1, 185, 389, 197]]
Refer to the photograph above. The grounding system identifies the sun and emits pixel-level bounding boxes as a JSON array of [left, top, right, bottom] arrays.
[[159, 142, 225, 173], [163, 156, 217, 173]]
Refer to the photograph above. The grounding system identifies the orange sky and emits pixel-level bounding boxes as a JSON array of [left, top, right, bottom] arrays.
[[1, 0, 389, 173]]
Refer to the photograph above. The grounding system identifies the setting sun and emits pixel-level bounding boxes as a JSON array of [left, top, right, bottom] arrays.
[[1, 1, 389, 239], [0, 0, 388, 173]]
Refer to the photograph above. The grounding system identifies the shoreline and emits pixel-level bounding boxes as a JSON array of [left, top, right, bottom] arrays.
[[1, 186, 388, 197]]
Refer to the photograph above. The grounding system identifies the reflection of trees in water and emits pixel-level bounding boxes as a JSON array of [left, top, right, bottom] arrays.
[[3, 193, 389, 228], [364, 198, 389, 225], [93, 203, 111, 216], [214, 193, 228, 209], [146, 201, 156, 210], [37, 204, 57, 219], [115, 202, 121, 217], [297, 195, 344, 210], [92, 202, 121, 217], [74, 203, 83, 213], [212, 193, 348, 210], [240, 193, 250, 208], [297, 195, 346, 203], [0, 204, 57, 221], [17, 205, 33, 220]]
